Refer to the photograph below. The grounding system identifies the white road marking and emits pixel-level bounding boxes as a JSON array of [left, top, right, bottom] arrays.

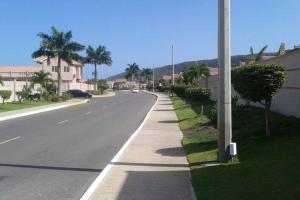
[[80, 95, 158, 200], [0, 136, 21, 145], [85, 111, 93, 115], [57, 120, 69, 125]]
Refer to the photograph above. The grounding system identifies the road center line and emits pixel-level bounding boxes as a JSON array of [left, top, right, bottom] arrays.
[[57, 120, 69, 125], [0, 136, 21, 145], [85, 111, 93, 115]]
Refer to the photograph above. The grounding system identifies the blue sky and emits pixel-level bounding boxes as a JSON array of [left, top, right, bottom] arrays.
[[0, 0, 299, 79]]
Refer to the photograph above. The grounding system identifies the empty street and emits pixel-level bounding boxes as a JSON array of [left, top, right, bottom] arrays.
[[0, 91, 156, 200]]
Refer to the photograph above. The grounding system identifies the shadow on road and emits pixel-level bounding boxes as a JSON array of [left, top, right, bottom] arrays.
[[0, 163, 102, 172]]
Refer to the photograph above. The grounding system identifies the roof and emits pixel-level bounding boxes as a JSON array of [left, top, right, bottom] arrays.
[[209, 67, 218, 76], [0, 66, 41, 73], [34, 56, 82, 66]]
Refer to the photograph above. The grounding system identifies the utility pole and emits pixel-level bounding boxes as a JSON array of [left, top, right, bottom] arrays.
[[172, 45, 175, 86], [218, 0, 232, 162], [152, 64, 155, 92]]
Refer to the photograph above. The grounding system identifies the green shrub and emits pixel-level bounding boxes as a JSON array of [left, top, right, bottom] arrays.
[[62, 92, 72, 101], [16, 86, 31, 102], [171, 85, 188, 98], [42, 91, 51, 101], [185, 87, 212, 102], [207, 103, 218, 127], [0, 90, 12, 103], [156, 86, 171, 92], [51, 96, 61, 102]]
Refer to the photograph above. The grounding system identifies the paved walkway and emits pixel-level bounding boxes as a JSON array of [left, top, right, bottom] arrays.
[[89, 93, 195, 200], [0, 98, 89, 121]]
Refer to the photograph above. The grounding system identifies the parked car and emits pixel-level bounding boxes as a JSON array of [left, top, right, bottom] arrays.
[[67, 90, 92, 98]]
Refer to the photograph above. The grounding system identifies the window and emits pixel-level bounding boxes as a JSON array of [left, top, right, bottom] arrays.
[[52, 66, 58, 72], [64, 66, 70, 72]]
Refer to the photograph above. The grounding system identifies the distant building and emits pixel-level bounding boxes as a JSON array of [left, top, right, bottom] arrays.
[[0, 66, 40, 81], [162, 73, 182, 81], [34, 56, 84, 85]]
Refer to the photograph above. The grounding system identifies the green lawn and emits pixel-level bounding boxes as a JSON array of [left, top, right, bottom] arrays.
[[170, 96, 300, 200], [0, 101, 52, 112]]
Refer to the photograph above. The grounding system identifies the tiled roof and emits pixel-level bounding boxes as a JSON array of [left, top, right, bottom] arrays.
[[34, 56, 82, 66]]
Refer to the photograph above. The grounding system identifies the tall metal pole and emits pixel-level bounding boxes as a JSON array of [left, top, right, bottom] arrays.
[[172, 45, 175, 86], [152, 64, 155, 92], [218, 0, 232, 162]]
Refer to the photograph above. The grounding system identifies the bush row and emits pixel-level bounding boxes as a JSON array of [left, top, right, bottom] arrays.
[[171, 85, 212, 102]]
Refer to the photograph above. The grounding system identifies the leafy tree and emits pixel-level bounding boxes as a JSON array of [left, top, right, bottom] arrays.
[[232, 64, 286, 136], [277, 42, 286, 56], [140, 68, 153, 84], [84, 45, 112, 91], [182, 63, 210, 86], [0, 90, 12, 103], [125, 63, 140, 81], [247, 45, 268, 64], [32, 26, 85, 95]]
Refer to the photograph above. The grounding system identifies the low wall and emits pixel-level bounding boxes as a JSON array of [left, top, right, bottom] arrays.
[[0, 81, 94, 103], [200, 67, 300, 118]]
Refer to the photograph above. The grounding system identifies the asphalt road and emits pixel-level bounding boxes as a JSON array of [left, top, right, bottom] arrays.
[[0, 91, 156, 200]]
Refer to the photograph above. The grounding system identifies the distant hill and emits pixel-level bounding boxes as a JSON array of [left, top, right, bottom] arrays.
[[107, 54, 247, 80]]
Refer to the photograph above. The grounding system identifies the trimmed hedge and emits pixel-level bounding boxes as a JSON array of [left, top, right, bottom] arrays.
[[185, 87, 212, 102], [171, 85, 212, 102], [171, 85, 188, 98]]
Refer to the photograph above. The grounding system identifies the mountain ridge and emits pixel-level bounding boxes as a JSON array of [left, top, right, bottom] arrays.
[[106, 54, 248, 80]]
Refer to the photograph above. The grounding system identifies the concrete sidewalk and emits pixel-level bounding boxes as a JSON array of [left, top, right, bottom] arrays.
[[88, 93, 195, 200], [0, 98, 89, 122]]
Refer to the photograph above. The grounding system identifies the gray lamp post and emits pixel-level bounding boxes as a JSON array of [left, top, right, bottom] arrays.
[[218, 0, 232, 162], [172, 45, 175, 86]]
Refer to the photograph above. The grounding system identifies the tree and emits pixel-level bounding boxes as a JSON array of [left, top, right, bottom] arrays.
[[31, 70, 52, 92], [32, 26, 85, 95], [277, 42, 286, 56], [0, 75, 3, 86], [247, 45, 268, 64], [182, 63, 210, 86], [125, 63, 140, 82], [97, 80, 109, 93], [84, 45, 112, 91], [232, 64, 286, 136], [0, 90, 12, 104], [140, 68, 153, 84]]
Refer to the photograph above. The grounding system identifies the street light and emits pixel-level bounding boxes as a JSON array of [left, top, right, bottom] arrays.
[[172, 45, 175, 86], [218, 0, 232, 162], [152, 64, 155, 92]]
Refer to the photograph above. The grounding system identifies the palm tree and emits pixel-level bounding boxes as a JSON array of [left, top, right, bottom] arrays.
[[84, 45, 112, 91], [247, 45, 268, 64], [32, 26, 85, 95], [125, 63, 140, 82], [140, 68, 152, 84], [31, 70, 52, 92], [183, 63, 210, 86]]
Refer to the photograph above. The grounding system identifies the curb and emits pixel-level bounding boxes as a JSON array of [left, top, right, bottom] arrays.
[[80, 93, 158, 200], [0, 99, 89, 122], [92, 92, 116, 98]]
